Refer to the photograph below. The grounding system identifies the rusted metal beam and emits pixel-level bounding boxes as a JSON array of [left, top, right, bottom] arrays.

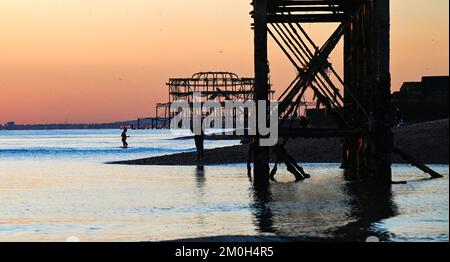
[[212, 128, 366, 139], [393, 148, 443, 179], [279, 128, 366, 138], [268, 14, 346, 23]]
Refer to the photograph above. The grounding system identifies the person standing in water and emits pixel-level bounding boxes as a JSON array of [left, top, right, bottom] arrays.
[[121, 127, 130, 148], [194, 129, 205, 161]]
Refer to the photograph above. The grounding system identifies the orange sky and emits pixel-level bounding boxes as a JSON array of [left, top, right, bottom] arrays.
[[0, 0, 448, 124]]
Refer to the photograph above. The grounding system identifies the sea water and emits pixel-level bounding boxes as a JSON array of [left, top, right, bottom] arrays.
[[0, 129, 448, 242]]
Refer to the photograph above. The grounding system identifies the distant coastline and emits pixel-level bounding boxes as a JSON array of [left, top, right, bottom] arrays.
[[0, 120, 139, 131]]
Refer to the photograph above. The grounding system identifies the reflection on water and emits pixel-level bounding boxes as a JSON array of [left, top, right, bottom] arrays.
[[195, 165, 206, 190], [0, 129, 448, 242], [251, 190, 275, 235], [330, 183, 397, 241], [0, 130, 447, 242], [0, 159, 447, 242], [248, 165, 448, 242]]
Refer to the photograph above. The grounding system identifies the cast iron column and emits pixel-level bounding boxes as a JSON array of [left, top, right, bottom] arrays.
[[253, 0, 270, 189]]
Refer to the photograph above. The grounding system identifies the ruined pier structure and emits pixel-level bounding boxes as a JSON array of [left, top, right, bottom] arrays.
[[145, 72, 275, 129], [138, 72, 264, 129], [167, 72, 258, 113], [252, 0, 393, 187]]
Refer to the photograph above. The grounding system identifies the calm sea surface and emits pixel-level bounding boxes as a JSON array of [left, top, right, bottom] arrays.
[[0, 129, 448, 242]]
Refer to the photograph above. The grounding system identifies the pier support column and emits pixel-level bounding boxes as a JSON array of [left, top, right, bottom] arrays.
[[343, 0, 392, 183], [253, 0, 270, 189]]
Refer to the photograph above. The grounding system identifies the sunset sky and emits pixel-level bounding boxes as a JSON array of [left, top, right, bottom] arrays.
[[0, 0, 448, 124]]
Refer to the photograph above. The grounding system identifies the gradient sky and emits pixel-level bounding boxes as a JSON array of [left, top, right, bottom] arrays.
[[0, 0, 448, 124]]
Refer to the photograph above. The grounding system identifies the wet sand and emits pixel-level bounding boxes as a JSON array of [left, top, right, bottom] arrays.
[[112, 119, 449, 166]]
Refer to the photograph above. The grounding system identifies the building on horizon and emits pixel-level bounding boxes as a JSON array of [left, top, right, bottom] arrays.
[[392, 76, 449, 123]]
